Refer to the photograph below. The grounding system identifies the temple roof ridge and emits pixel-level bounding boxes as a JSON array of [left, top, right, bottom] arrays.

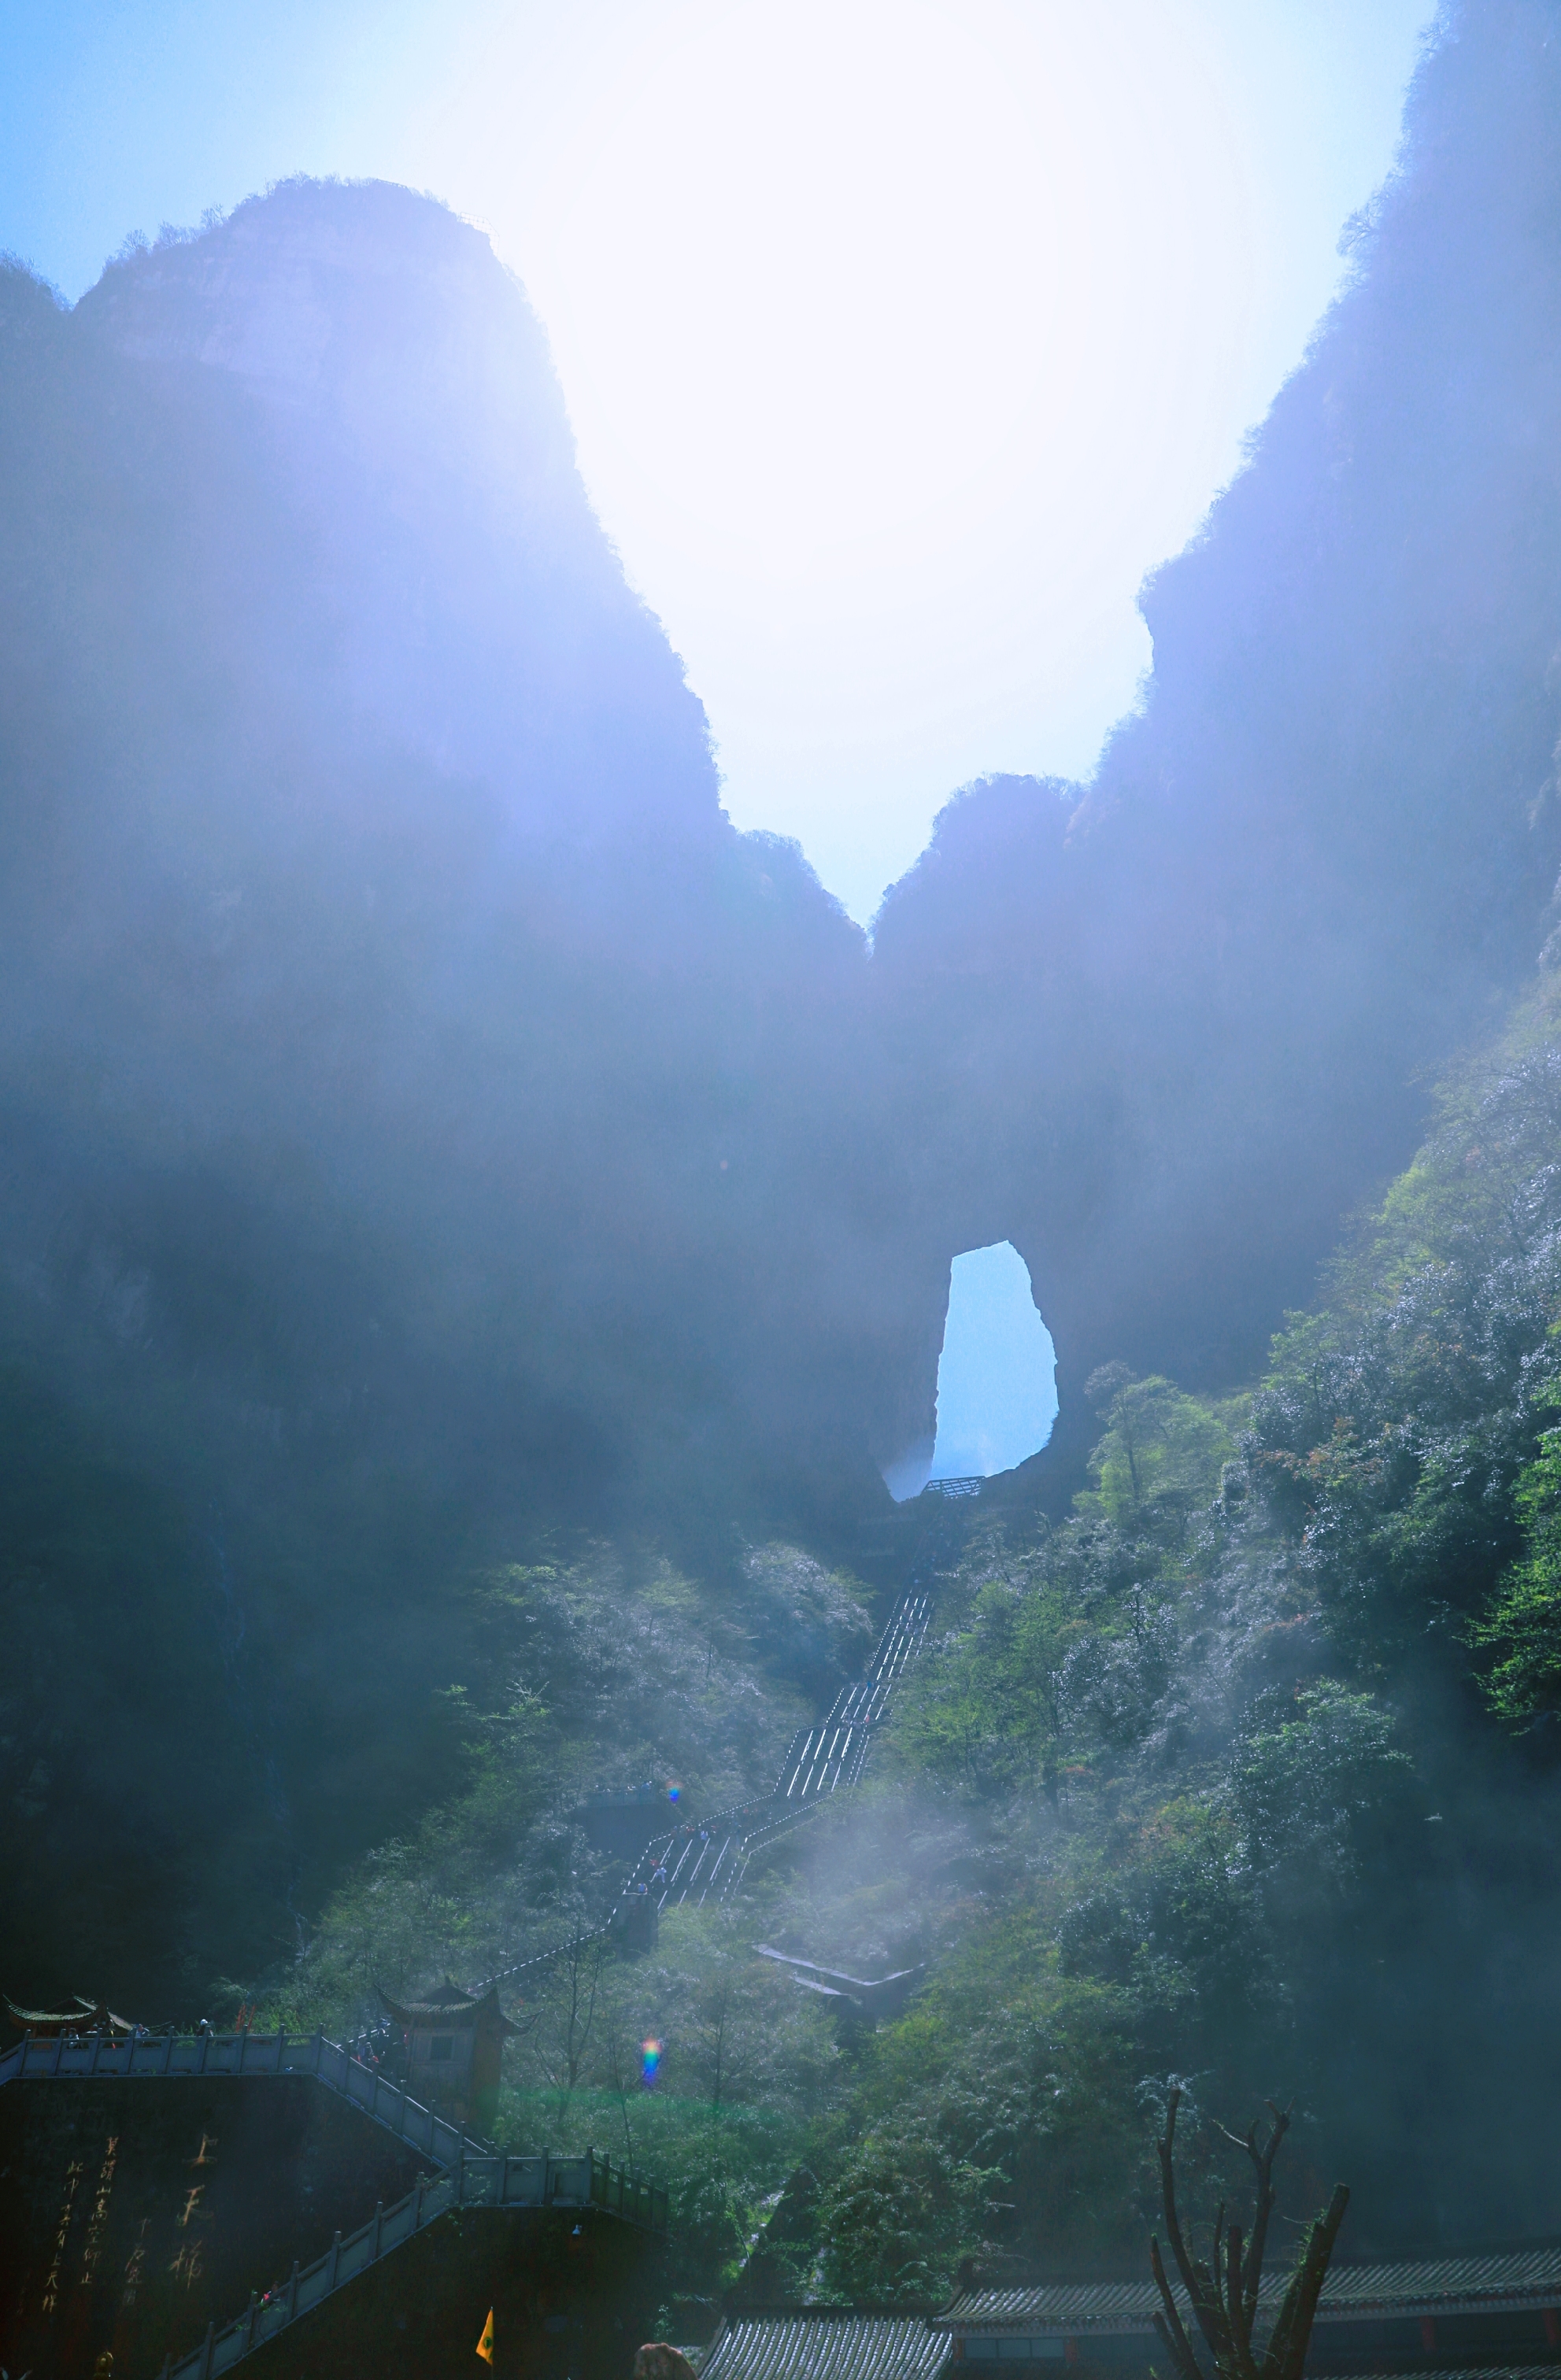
[[3, 1991, 135, 2037], [375, 1977, 517, 2034]]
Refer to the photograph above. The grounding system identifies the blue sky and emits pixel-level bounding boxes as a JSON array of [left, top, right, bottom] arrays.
[[2, 0, 1435, 921], [930, 1243, 1057, 1486]]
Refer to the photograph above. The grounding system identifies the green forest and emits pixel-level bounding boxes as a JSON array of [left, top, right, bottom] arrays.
[[205, 976, 1561, 2320]]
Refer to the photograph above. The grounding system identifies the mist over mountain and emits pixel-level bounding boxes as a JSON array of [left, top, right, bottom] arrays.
[[876, 0, 1561, 1483], [0, 176, 912, 1526], [0, 176, 912, 1994], [11, 3, 1561, 2234]]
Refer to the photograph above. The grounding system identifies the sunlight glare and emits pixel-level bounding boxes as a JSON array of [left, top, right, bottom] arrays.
[[407, 0, 1265, 912]]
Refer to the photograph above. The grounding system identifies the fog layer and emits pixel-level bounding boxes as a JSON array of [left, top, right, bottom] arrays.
[[877, 0, 1561, 1480], [8, 2, 1561, 2042]]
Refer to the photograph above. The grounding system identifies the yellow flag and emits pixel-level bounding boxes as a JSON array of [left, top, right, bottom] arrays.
[[475, 2308, 495, 2364]]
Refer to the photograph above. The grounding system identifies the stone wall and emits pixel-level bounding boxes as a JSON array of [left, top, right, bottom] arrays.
[[0, 2074, 431, 2375]]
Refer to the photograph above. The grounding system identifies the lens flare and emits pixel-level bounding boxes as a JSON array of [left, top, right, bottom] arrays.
[[641, 2038, 663, 2086]]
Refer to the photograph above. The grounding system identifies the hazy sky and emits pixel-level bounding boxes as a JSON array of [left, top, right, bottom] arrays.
[[2, 0, 1433, 921]]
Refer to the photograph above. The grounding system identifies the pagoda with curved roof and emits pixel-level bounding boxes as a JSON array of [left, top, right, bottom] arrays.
[[2, 1991, 134, 2040], [375, 1977, 516, 2132]]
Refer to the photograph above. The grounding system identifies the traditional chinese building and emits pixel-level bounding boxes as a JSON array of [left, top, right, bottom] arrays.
[[930, 2247, 1561, 2372], [701, 2308, 951, 2380], [376, 1977, 516, 2134], [2, 1993, 135, 2041], [701, 2244, 1561, 2380]]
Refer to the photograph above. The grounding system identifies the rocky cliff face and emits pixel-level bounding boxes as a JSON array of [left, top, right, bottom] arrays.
[[15, 5, 1561, 1998], [0, 176, 912, 1528], [73, 176, 719, 843], [13, 23, 1561, 1534], [0, 178, 917, 1998], [874, 0, 1561, 1480]]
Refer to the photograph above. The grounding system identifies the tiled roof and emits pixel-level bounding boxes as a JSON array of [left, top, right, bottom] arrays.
[[938, 2284, 1155, 2330], [3, 1994, 134, 2035], [937, 2245, 1561, 2333], [375, 1979, 516, 2033], [1315, 2245, 1561, 2313], [701, 2312, 951, 2380]]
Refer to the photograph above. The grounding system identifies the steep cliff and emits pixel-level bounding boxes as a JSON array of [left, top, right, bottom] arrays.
[[0, 176, 910, 1525], [16, 1, 1561, 2001], [0, 179, 902, 1999], [873, 0, 1561, 1484]]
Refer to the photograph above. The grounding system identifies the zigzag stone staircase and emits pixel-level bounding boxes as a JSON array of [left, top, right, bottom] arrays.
[[478, 1588, 933, 1994], [0, 2027, 664, 2377]]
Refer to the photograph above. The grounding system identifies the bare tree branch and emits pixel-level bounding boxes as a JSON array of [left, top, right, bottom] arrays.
[[1157, 2090, 1226, 2360], [1150, 2235, 1204, 2380], [1154, 2308, 1205, 2380], [1149, 2091, 1347, 2380]]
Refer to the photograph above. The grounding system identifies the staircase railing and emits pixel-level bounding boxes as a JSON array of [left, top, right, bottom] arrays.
[[2, 2030, 667, 2374], [159, 2149, 667, 2380], [0, 2027, 486, 2164]]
